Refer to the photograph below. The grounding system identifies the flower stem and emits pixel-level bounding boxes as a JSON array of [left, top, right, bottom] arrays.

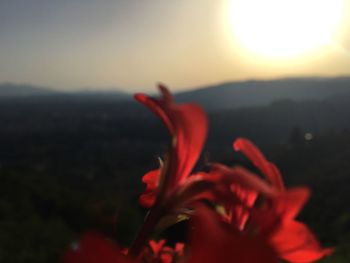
[[129, 204, 163, 257]]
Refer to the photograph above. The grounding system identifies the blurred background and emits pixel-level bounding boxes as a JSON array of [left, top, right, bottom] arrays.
[[0, 0, 350, 262]]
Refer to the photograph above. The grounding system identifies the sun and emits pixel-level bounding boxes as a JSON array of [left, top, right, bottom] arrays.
[[225, 0, 344, 59]]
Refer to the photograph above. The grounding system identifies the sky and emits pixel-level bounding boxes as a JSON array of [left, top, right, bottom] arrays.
[[0, 0, 350, 92]]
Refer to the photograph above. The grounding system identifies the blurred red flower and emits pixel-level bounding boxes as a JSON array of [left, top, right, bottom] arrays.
[[63, 87, 334, 263], [142, 239, 184, 263], [208, 138, 333, 262], [63, 232, 185, 263], [135, 84, 209, 208], [63, 232, 134, 263], [187, 205, 278, 263]]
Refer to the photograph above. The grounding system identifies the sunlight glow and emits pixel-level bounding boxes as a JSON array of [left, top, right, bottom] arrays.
[[225, 0, 345, 59]]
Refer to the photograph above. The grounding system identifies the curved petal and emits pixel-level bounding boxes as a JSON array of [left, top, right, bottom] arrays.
[[135, 85, 208, 194], [139, 190, 158, 208], [187, 205, 278, 263], [171, 172, 217, 205], [168, 102, 208, 185], [233, 138, 285, 190], [229, 184, 258, 230], [134, 87, 174, 135], [139, 169, 161, 208], [248, 187, 310, 237], [270, 221, 334, 263], [210, 163, 276, 196], [272, 187, 310, 223]]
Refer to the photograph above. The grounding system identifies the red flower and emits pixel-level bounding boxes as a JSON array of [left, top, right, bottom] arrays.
[[187, 205, 278, 263], [129, 85, 213, 257], [270, 221, 333, 263], [186, 183, 332, 263], [64, 86, 334, 263], [208, 138, 333, 262], [142, 240, 184, 263], [135, 84, 208, 208], [233, 138, 284, 190], [140, 169, 161, 208]]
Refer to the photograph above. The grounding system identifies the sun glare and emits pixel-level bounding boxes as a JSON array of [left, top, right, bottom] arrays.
[[225, 0, 344, 59]]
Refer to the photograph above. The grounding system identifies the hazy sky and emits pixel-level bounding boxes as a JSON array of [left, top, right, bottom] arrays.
[[1, 0, 350, 91]]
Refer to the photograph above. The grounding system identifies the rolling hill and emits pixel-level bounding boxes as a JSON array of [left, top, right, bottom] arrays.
[[0, 83, 131, 101], [175, 76, 350, 110], [2, 77, 350, 111], [0, 83, 58, 97]]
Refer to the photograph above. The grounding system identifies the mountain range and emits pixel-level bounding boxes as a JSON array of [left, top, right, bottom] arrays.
[[175, 76, 350, 110], [1, 76, 350, 110], [0, 83, 130, 100]]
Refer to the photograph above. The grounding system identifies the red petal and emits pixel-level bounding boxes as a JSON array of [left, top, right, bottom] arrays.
[[158, 83, 173, 103], [230, 184, 258, 230], [160, 254, 172, 263], [211, 163, 276, 196], [250, 188, 310, 236], [63, 232, 133, 263], [234, 138, 285, 190], [169, 102, 208, 184], [147, 239, 181, 263], [135, 85, 208, 193], [139, 191, 157, 208], [142, 169, 160, 190], [170, 172, 217, 208], [273, 188, 310, 222], [139, 169, 161, 207], [187, 205, 278, 263], [149, 239, 166, 255], [270, 221, 334, 263], [134, 90, 174, 134]]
